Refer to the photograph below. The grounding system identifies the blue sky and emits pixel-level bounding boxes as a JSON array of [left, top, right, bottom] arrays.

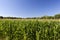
[[0, 0, 60, 18]]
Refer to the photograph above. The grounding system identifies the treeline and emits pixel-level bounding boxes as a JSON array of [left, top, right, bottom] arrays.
[[0, 14, 60, 19], [0, 16, 22, 19], [26, 14, 60, 19]]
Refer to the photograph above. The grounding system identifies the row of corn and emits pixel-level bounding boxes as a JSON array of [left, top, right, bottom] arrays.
[[0, 20, 60, 40]]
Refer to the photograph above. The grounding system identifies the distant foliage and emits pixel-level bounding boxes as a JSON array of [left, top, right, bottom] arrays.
[[0, 16, 3, 19], [0, 14, 60, 19], [40, 16, 54, 19], [54, 14, 60, 19]]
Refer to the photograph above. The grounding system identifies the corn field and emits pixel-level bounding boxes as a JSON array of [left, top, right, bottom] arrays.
[[0, 19, 60, 40]]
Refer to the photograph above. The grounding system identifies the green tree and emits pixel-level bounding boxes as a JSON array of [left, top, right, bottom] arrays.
[[54, 14, 60, 19], [0, 16, 3, 19]]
